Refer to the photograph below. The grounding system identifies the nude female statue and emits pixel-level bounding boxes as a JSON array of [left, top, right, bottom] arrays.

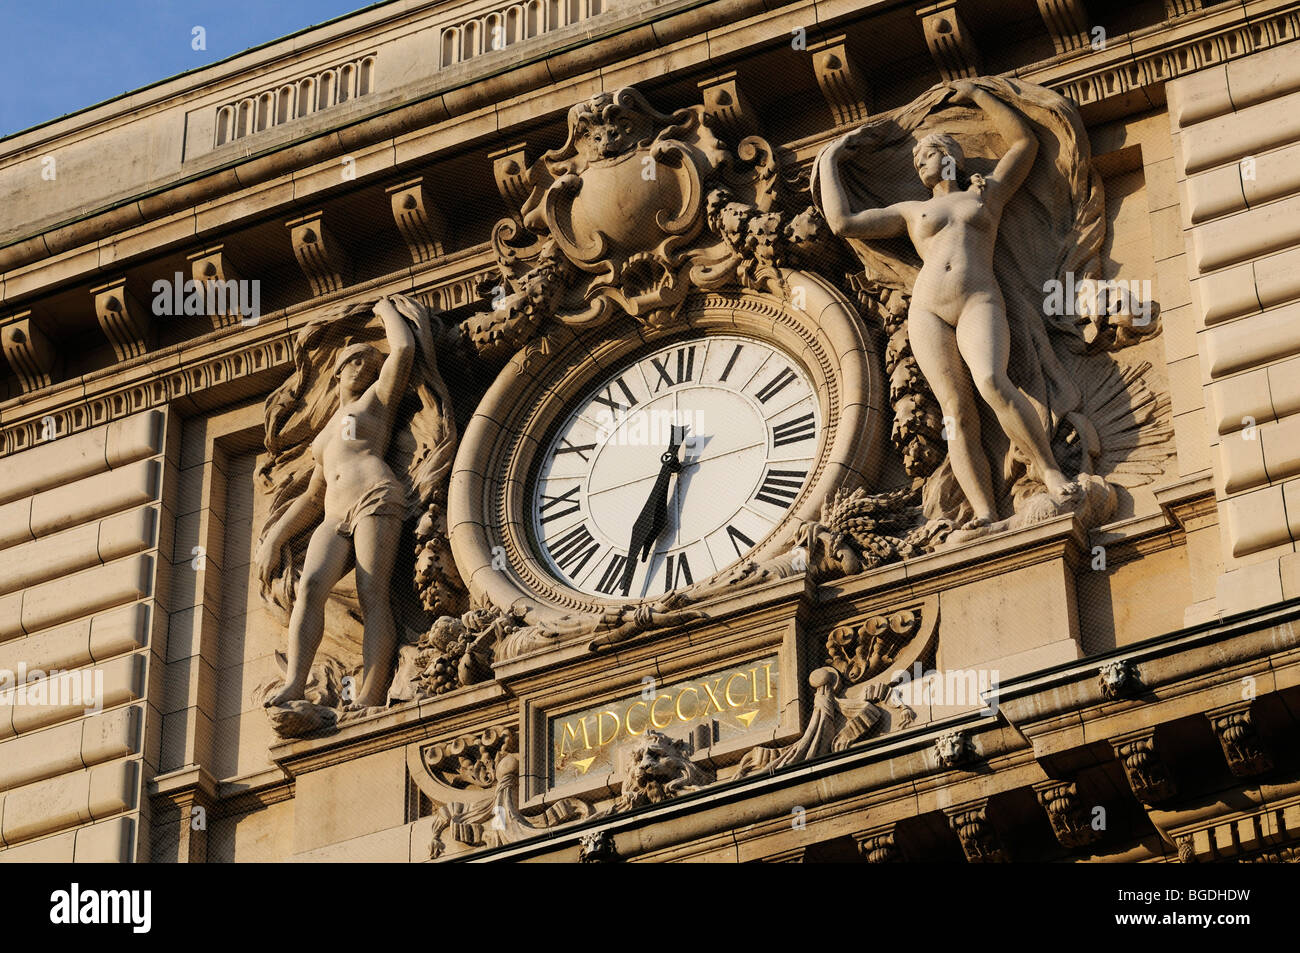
[[256, 294, 416, 709], [817, 79, 1080, 530]]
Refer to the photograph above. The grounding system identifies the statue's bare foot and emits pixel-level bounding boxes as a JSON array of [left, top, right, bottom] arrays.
[[1043, 472, 1084, 505], [943, 514, 998, 547], [263, 684, 305, 708]]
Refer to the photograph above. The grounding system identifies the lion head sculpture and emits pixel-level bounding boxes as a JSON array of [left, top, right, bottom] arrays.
[[613, 730, 715, 812]]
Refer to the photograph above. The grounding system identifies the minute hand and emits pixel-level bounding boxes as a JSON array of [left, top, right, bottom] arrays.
[[618, 428, 687, 597]]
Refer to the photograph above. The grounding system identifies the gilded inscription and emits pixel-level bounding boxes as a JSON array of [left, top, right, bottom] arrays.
[[549, 657, 779, 787]]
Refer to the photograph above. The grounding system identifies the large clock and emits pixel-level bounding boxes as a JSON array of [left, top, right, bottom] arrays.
[[449, 272, 886, 625], [533, 333, 821, 600]]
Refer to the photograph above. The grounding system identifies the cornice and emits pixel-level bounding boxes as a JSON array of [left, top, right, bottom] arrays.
[[4, 0, 1295, 287]]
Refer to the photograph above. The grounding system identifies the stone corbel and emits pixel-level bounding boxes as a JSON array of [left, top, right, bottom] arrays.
[[697, 72, 759, 142], [490, 144, 533, 218], [807, 36, 871, 127], [286, 212, 350, 296], [386, 178, 447, 265], [1033, 779, 1103, 849], [916, 1, 983, 81], [186, 245, 245, 329], [853, 824, 902, 862], [1111, 729, 1177, 805], [1206, 702, 1273, 778], [0, 311, 61, 392], [91, 277, 152, 362], [1035, 0, 1091, 55], [944, 799, 1009, 862], [1164, 0, 1202, 17]]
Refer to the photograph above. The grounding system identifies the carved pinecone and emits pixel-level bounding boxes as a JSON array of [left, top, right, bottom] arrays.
[[822, 484, 926, 570]]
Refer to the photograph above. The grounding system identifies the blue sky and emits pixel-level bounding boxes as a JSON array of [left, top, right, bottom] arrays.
[[0, 0, 388, 137]]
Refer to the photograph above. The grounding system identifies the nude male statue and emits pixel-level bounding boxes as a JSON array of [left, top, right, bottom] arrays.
[[256, 294, 417, 709], [817, 79, 1080, 530]]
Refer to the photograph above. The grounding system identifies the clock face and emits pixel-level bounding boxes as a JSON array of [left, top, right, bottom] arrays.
[[530, 334, 822, 600]]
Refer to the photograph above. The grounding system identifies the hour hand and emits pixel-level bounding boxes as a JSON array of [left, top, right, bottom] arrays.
[[618, 427, 688, 596]]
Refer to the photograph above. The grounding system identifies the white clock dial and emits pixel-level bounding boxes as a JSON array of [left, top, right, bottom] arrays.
[[531, 334, 821, 599]]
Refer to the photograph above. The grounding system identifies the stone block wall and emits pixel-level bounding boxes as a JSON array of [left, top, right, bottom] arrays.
[[0, 409, 175, 861], [1169, 44, 1300, 618]]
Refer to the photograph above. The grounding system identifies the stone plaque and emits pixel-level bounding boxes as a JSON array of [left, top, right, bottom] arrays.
[[549, 656, 781, 788]]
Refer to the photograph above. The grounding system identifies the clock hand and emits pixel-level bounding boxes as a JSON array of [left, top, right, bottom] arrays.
[[618, 426, 687, 596]]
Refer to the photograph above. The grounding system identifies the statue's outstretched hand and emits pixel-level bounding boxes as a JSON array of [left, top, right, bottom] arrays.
[[829, 127, 866, 159], [373, 294, 402, 321], [254, 535, 286, 589], [945, 79, 979, 104], [387, 291, 428, 324]]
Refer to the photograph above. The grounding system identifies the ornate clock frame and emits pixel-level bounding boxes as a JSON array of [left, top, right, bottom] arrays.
[[448, 267, 886, 625]]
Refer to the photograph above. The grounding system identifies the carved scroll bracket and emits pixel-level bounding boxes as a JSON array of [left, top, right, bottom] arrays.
[[943, 798, 1009, 862], [286, 211, 351, 296], [0, 311, 61, 393], [91, 277, 152, 362], [1035, 0, 1092, 55], [808, 36, 871, 127], [186, 245, 246, 330], [916, 1, 983, 81], [1111, 729, 1177, 805], [1033, 779, 1103, 849], [854, 823, 902, 862], [1206, 702, 1273, 778], [698, 71, 759, 142], [490, 143, 533, 216], [386, 177, 447, 265]]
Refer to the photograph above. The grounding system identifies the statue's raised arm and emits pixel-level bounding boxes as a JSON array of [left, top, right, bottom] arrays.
[[816, 132, 913, 241], [948, 79, 1037, 216], [368, 295, 417, 428]]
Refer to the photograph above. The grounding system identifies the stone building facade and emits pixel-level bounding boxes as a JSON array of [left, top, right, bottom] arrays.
[[0, 0, 1298, 863]]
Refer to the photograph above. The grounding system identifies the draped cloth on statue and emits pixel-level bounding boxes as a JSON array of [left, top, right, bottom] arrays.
[[811, 76, 1107, 523]]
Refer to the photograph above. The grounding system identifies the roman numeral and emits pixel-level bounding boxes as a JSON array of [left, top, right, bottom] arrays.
[[725, 524, 756, 559], [649, 346, 697, 391], [772, 412, 816, 447], [595, 551, 630, 595], [539, 485, 581, 524], [554, 437, 596, 462], [589, 376, 638, 416], [664, 552, 694, 590], [755, 468, 806, 507], [548, 524, 601, 578], [718, 344, 743, 383], [754, 367, 797, 403]]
